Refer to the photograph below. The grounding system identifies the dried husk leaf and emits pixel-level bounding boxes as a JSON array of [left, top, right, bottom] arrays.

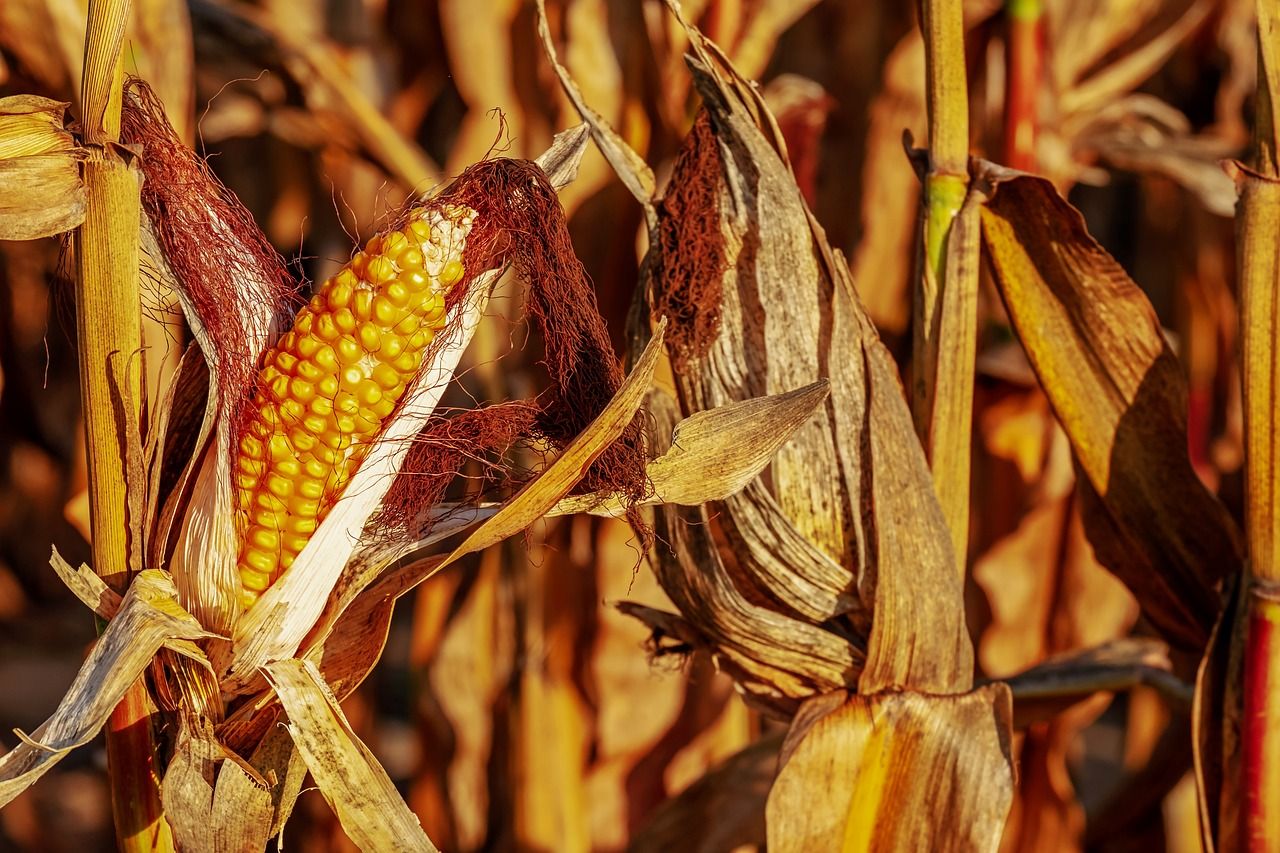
[[209, 753, 274, 853], [548, 7, 969, 696], [765, 686, 1014, 852], [249, 721, 308, 840], [49, 547, 214, 669], [975, 163, 1241, 650], [0, 95, 84, 239], [264, 658, 438, 853], [0, 570, 209, 807], [160, 713, 222, 853], [160, 710, 277, 853], [551, 380, 831, 517]]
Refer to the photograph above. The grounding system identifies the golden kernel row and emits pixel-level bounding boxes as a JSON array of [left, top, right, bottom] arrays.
[[234, 204, 476, 609]]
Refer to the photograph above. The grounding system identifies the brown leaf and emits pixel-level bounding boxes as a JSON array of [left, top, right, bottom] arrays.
[[0, 96, 84, 239], [583, 11, 972, 696], [976, 164, 1241, 650], [765, 686, 1015, 852]]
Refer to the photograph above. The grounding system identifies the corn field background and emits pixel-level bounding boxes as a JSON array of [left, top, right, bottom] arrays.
[[0, 0, 1271, 850]]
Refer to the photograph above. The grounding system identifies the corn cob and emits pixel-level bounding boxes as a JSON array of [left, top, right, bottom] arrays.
[[234, 203, 475, 609]]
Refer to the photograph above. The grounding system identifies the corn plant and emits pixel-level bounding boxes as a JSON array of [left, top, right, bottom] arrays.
[[0, 0, 1275, 850], [0, 2, 825, 849]]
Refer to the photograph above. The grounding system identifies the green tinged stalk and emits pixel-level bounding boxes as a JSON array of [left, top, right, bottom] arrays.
[[914, 0, 978, 574]]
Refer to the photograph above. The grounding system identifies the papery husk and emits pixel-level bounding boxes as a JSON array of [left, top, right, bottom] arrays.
[[265, 659, 438, 852], [0, 570, 210, 807], [544, 0, 971, 700], [0, 94, 85, 239], [160, 712, 275, 853], [120, 79, 296, 641], [765, 686, 1015, 852], [975, 162, 1241, 651]]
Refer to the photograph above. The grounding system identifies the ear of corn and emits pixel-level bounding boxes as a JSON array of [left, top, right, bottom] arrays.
[[234, 203, 475, 608]]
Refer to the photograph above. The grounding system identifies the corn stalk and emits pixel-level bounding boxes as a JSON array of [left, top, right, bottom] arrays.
[[914, 0, 979, 573], [1004, 0, 1041, 171], [1238, 3, 1280, 848], [75, 0, 173, 848]]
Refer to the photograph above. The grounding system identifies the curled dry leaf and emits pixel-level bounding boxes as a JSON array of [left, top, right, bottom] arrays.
[[0, 94, 84, 239], [976, 163, 1241, 651], [551, 379, 832, 517], [539, 0, 975, 717], [160, 712, 276, 853], [264, 659, 438, 853], [1000, 637, 1189, 728], [765, 686, 1015, 852], [0, 570, 209, 807]]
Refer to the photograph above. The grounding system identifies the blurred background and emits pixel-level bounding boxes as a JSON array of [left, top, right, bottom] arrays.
[[0, 0, 1252, 850]]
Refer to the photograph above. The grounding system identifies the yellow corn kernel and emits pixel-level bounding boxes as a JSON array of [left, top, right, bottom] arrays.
[[382, 231, 409, 256], [235, 202, 475, 607], [358, 323, 382, 352], [353, 290, 373, 321], [367, 255, 397, 283], [336, 337, 362, 365], [248, 527, 280, 551], [440, 260, 464, 287], [398, 248, 425, 271], [378, 335, 407, 361]]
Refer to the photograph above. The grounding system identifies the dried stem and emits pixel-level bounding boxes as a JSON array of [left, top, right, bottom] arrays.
[[1238, 3, 1280, 848], [76, 0, 173, 848], [1003, 0, 1041, 171], [913, 0, 977, 574]]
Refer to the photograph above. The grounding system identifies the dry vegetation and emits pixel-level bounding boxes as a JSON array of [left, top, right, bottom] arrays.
[[0, 0, 1273, 851]]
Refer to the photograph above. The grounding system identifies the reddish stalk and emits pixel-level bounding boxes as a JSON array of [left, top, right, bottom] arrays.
[[1003, 0, 1042, 171], [1242, 589, 1280, 849]]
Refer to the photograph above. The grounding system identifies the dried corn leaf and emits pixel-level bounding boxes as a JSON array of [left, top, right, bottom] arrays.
[[552, 379, 830, 517], [0, 570, 209, 807], [1193, 576, 1245, 852], [976, 163, 1241, 650], [0, 95, 84, 238], [536, 0, 657, 208], [567, 11, 969, 694], [49, 547, 214, 669], [765, 686, 1014, 852], [161, 710, 276, 853], [1002, 638, 1188, 728], [248, 721, 308, 840], [161, 713, 222, 852], [264, 658, 438, 853], [1055, 0, 1211, 118]]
